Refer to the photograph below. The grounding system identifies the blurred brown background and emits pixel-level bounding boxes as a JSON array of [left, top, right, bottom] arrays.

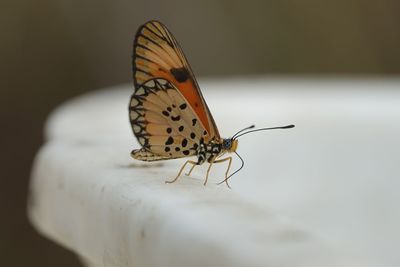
[[1, 0, 399, 266]]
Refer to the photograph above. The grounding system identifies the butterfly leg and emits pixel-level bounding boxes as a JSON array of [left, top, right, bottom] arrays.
[[165, 160, 197, 184], [185, 164, 196, 176], [204, 160, 215, 186], [214, 157, 233, 188]]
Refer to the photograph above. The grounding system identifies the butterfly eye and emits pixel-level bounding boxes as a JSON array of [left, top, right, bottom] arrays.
[[223, 139, 231, 149]]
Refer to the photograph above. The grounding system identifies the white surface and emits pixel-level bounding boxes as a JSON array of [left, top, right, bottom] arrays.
[[28, 78, 400, 267]]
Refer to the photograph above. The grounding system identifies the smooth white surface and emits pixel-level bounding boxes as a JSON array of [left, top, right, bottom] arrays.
[[29, 78, 400, 267]]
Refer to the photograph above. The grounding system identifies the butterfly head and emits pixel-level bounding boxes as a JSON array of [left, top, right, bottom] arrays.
[[222, 138, 238, 153]]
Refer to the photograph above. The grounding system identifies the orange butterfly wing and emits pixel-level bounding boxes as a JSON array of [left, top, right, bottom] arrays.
[[132, 20, 219, 140]]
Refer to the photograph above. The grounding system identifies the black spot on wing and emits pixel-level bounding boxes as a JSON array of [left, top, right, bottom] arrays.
[[171, 115, 181, 121], [182, 139, 188, 147], [165, 137, 174, 145], [170, 67, 189, 83]]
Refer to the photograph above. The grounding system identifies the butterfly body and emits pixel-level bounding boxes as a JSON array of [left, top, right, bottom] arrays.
[[132, 132, 235, 166]]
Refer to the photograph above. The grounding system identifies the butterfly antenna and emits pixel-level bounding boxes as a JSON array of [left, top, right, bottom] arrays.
[[232, 125, 255, 139], [217, 151, 244, 185], [234, 124, 294, 139]]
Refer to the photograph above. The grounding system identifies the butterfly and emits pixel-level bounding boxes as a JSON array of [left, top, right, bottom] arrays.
[[129, 20, 294, 187]]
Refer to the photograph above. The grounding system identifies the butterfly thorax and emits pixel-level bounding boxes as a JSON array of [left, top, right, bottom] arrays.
[[196, 138, 237, 165], [197, 138, 222, 164]]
